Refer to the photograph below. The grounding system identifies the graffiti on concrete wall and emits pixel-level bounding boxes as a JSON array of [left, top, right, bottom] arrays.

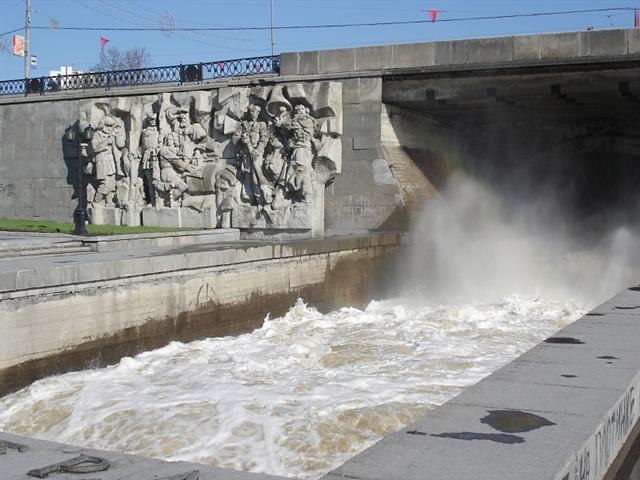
[[0, 183, 15, 197], [570, 375, 639, 480]]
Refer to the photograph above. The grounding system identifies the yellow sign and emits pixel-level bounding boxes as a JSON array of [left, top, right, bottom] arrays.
[[12, 35, 25, 57]]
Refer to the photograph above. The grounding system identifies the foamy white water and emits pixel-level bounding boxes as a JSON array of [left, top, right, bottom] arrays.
[[0, 296, 583, 479]]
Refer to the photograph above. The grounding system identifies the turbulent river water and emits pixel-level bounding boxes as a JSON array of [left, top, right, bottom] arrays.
[[0, 296, 584, 479]]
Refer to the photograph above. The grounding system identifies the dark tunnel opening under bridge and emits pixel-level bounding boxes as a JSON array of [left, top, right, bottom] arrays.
[[382, 62, 640, 240]]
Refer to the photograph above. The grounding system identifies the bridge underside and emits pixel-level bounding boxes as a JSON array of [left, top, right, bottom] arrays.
[[383, 64, 640, 235]]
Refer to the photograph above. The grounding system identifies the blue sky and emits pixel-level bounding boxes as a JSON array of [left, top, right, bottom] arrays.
[[1, 0, 638, 80]]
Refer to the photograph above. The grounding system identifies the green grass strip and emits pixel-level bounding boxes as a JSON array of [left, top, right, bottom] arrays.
[[0, 217, 195, 236]]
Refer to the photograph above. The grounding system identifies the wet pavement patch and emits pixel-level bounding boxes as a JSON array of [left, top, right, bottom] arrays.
[[410, 410, 556, 445], [544, 336, 585, 344], [431, 432, 525, 444], [481, 410, 556, 433]]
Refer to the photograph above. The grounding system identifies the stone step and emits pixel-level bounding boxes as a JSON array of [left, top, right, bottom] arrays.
[[0, 242, 91, 259], [81, 229, 241, 253]]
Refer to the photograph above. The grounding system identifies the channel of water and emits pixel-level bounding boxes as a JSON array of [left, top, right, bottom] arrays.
[[0, 296, 583, 478]]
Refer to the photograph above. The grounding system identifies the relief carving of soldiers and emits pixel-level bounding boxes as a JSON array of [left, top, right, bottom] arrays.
[[285, 104, 318, 202], [90, 116, 125, 206], [215, 166, 239, 228], [140, 112, 160, 206], [155, 132, 190, 207], [167, 106, 207, 170], [233, 105, 272, 206], [117, 149, 146, 211], [78, 83, 340, 234], [264, 106, 290, 186]]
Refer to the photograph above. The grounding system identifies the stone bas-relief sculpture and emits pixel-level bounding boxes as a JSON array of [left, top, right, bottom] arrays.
[[77, 82, 342, 237]]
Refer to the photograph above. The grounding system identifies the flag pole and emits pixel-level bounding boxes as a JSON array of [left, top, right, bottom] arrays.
[[24, 0, 31, 79], [270, 0, 275, 57]]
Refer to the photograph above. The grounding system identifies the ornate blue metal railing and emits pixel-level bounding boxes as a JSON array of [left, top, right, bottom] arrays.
[[0, 55, 280, 97]]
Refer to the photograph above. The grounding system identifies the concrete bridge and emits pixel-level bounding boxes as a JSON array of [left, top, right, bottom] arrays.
[[1, 28, 638, 234]]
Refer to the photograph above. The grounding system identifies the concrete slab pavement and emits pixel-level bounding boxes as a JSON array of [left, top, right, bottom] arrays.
[[0, 432, 285, 480]]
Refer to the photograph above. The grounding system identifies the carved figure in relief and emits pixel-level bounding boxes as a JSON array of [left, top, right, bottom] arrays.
[[140, 113, 160, 206], [215, 166, 239, 228], [233, 105, 271, 206], [117, 149, 146, 210], [155, 132, 189, 207], [264, 106, 290, 185], [285, 104, 317, 202], [167, 106, 207, 169], [90, 116, 125, 205], [77, 82, 342, 234]]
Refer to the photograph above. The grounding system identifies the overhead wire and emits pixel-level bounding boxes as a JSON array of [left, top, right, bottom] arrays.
[[96, 0, 259, 51], [28, 7, 638, 32], [126, 0, 256, 44], [0, 27, 25, 38], [65, 0, 265, 54]]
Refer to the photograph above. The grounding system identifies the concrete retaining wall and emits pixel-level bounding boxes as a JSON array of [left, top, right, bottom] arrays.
[[324, 77, 402, 233], [0, 233, 402, 396], [0, 98, 82, 222], [0, 79, 403, 232]]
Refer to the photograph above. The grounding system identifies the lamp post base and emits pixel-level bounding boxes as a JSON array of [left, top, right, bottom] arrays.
[[73, 208, 89, 236]]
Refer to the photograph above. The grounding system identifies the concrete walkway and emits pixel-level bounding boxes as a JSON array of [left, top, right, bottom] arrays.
[[0, 431, 285, 480]]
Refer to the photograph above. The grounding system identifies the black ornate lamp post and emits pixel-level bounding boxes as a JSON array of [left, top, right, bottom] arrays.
[[66, 124, 91, 235]]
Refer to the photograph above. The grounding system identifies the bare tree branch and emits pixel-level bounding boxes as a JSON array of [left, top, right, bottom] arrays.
[[92, 46, 151, 71]]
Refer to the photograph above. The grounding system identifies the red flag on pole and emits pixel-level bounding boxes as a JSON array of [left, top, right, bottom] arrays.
[[428, 9, 444, 22], [99, 36, 109, 49]]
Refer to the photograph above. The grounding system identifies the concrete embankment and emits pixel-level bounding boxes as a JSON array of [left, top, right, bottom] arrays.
[[324, 286, 640, 480], [0, 232, 403, 396]]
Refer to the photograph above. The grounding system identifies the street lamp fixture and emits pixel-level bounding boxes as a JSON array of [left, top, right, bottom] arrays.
[[65, 125, 76, 143], [83, 125, 94, 141]]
